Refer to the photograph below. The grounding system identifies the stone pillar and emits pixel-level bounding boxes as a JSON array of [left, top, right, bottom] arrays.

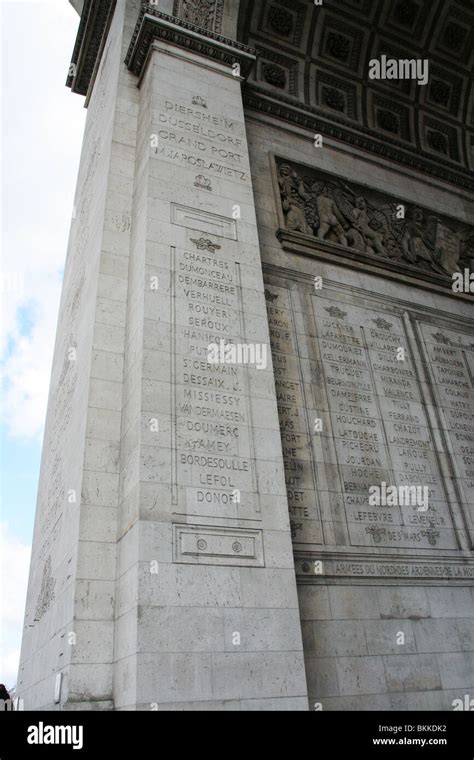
[[113, 7, 308, 710], [18, 0, 142, 711], [18, 1, 308, 711]]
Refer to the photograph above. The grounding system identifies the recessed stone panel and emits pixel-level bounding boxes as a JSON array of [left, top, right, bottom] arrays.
[[173, 524, 264, 566], [171, 203, 238, 240]]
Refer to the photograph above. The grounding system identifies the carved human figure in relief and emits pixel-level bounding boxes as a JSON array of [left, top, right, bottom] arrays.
[[278, 164, 312, 235], [277, 161, 472, 278], [349, 197, 385, 254], [315, 185, 348, 245], [461, 233, 474, 270], [401, 207, 448, 273], [331, 187, 390, 255], [402, 207, 432, 265]]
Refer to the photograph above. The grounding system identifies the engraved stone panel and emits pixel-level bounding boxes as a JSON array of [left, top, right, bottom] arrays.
[[173, 524, 264, 566], [311, 298, 458, 552], [265, 285, 323, 544], [417, 323, 474, 538], [170, 243, 260, 522], [264, 271, 472, 574]]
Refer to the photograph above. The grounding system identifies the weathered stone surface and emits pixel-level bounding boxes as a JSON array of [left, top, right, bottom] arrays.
[[18, 0, 474, 711]]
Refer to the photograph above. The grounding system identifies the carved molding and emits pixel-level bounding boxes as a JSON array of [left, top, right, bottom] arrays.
[[263, 261, 474, 327], [274, 157, 474, 288], [244, 85, 473, 191], [294, 551, 474, 584], [66, 0, 116, 97], [126, 5, 256, 79], [240, 0, 474, 183]]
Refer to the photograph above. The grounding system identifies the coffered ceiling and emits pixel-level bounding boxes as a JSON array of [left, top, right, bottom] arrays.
[[238, 0, 474, 188]]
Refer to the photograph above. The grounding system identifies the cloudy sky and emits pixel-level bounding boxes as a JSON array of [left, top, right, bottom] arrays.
[[1, 0, 86, 688]]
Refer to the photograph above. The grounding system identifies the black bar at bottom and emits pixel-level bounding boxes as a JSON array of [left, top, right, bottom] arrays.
[[0, 710, 472, 757]]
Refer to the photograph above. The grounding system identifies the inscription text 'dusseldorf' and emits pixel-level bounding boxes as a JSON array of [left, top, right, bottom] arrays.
[[155, 100, 248, 182]]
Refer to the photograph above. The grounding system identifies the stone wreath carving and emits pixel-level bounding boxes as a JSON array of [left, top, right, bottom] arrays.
[[277, 160, 473, 276], [172, 0, 222, 32]]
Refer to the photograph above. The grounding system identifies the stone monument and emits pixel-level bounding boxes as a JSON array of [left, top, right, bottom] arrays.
[[18, 0, 474, 710]]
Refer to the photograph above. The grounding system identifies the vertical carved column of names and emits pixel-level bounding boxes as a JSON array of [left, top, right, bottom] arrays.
[[364, 314, 458, 551], [265, 284, 322, 544], [312, 299, 393, 549], [417, 323, 474, 547], [172, 240, 258, 522], [170, 245, 178, 507]]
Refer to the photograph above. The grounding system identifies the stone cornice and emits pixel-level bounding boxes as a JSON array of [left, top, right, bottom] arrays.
[[262, 262, 474, 325], [125, 5, 256, 79], [243, 84, 473, 192], [276, 229, 474, 301], [293, 550, 474, 584], [66, 0, 116, 97]]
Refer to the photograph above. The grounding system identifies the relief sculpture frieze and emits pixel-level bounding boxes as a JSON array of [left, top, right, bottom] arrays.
[[275, 158, 474, 282]]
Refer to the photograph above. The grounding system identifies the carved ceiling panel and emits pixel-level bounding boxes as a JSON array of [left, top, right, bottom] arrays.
[[238, 0, 474, 188]]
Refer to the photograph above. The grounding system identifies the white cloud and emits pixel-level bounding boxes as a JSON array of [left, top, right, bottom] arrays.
[[0, 523, 31, 689], [0, 0, 85, 688], [2, 268, 63, 440], [1, 0, 86, 442]]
